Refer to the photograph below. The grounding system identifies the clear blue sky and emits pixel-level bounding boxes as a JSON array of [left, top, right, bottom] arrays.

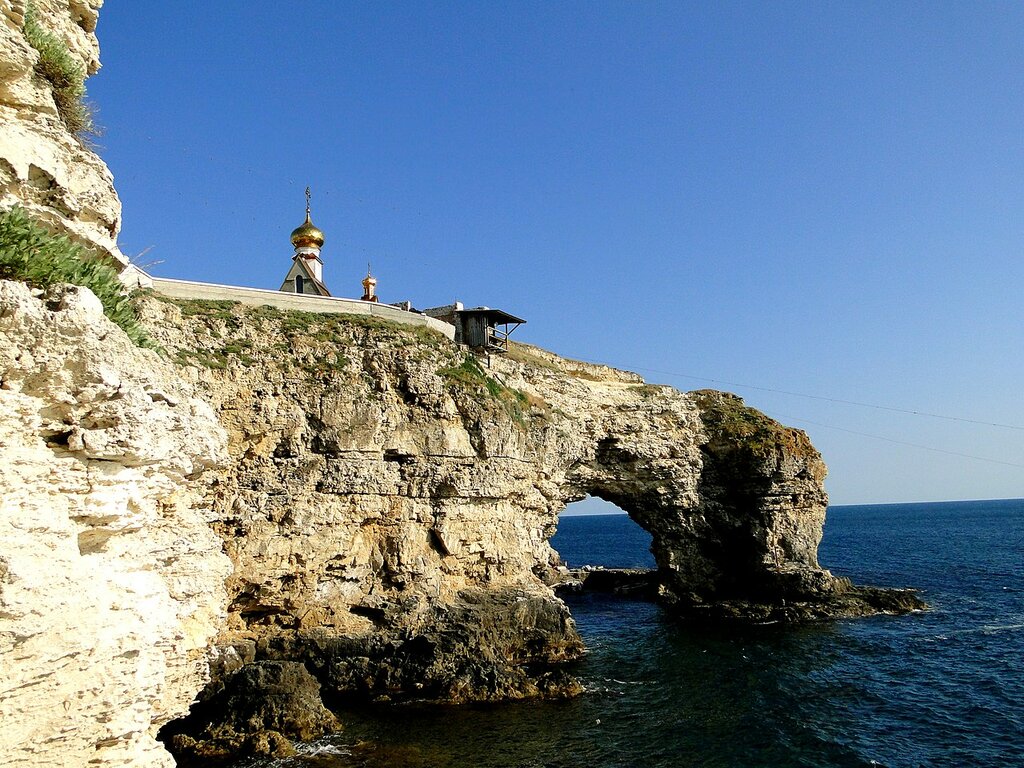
[[88, 2, 1023, 506]]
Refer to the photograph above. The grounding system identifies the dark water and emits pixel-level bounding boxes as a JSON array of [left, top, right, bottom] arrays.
[[241, 499, 1024, 768]]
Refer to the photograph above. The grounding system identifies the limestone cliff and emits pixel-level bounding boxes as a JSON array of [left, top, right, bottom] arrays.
[[0, 281, 230, 767], [0, 0, 125, 265], [0, 281, 920, 767], [138, 297, 920, 757], [0, 3, 923, 766]]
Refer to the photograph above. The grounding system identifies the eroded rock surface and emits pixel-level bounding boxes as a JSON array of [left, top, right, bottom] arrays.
[[140, 297, 921, 757], [160, 660, 339, 765], [0, 3, 925, 764], [0, 0, 125, 264], [0, 282, 921, 768], [0, 281, 230, 768]]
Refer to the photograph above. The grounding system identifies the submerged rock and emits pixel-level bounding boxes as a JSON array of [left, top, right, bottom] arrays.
[[555, 568, 661, 600]]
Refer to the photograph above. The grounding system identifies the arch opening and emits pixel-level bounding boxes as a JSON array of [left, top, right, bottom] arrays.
[[551, 496, 655, 572], [545, 495, 661, 603]]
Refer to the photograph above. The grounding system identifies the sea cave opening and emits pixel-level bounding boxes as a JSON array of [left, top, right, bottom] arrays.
[[549, 496, 658, 605], [549, 496, 667, 698]]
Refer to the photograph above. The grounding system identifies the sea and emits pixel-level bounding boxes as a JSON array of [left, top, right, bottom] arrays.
[[237, 499, 1024, 768]]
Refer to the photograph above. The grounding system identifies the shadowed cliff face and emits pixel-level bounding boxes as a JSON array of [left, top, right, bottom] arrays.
[[141, 296, 919, 749]]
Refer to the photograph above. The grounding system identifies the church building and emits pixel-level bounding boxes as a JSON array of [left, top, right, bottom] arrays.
[[270, 187, 526, 352], [279, 188, 331, 296]]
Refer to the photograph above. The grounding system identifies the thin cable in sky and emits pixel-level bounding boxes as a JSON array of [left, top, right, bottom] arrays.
[[766, 413, 1024, 470], [581, 358, 1024, 432]]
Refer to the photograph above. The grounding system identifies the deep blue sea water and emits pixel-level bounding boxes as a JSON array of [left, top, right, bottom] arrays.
[[243, 499, 1024, 768]]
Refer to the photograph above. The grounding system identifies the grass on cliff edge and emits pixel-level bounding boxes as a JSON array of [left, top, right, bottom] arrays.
[[0, 206, 154, 348], [156, 297, 447, 371], [691, 389, 816, 460], [23, 1, 96, 137], [161, 297, 447, 345], [439, 353, 540, 424]]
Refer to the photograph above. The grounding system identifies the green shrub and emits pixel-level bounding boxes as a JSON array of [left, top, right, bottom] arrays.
[[23, 2, 96, 136], [0, 206, 155, 348], [631, 384, 664, 397], [439, 353, 540, 425], [173, 348, 229, 370], [438, 354, 492, 391]]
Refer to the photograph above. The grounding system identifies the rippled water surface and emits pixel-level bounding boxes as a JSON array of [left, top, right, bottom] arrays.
[[238, 499, 1024, 768]]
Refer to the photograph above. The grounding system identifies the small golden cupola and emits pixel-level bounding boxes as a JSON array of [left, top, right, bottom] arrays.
[[279, 187, 331, 296], [290, 209, 325, 250]]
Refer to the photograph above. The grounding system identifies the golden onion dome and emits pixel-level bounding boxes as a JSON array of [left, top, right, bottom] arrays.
[[290, 212, 325, 249]]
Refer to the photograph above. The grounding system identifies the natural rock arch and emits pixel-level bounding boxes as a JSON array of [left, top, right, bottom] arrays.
[[550, 389, 830, 617], [139, 305, 923, 758]]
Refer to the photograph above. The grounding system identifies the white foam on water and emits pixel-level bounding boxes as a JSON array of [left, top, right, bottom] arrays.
[[292, 740, 351, 757], [980, 622, 1024, 633]]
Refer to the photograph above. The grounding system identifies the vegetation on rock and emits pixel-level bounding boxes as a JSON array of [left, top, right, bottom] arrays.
[[156, 297, 448, 377], [160, 297, 446, 346], [506, 343, 566, 373], [691, 389, 817, 460], [0, 206, 154, 347], [439, 353, 539, 424], [507, 341, 633, 383], [23, 2, 96, 136]]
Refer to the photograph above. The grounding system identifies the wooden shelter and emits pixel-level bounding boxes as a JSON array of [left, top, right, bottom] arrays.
[[456, 307, 525, 353]]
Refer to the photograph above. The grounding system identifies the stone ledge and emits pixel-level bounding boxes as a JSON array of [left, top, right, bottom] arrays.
[[149, 277, 456, 340]]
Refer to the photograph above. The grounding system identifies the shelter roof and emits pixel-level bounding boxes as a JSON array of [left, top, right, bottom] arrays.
[[457, 307, 526, 325]]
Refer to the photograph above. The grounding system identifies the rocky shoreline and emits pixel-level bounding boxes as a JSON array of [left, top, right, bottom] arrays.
[[0, 6, 926, 764], [553, 566, 925, 619], [162, 564, 925, 761], [0, 278, 928, 766]]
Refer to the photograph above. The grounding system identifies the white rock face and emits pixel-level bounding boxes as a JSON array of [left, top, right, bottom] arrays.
[[0, 0, 126, 265], [0, 281, 230, 768], [141, 298, 836, 719]]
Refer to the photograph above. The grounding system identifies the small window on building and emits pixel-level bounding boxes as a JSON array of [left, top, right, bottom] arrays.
[[295, 275, 304, 294]]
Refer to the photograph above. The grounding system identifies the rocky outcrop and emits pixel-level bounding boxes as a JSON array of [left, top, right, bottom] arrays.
[[0, 0, 125, 265], [160, 660, 339, 764], [0, 281, 230, 768], [138, 302, 595, 711], [0, 3, 927, 764], [0, 281, 921, 767], [0, 4, 924, 765], [555, 568, 661, 600], [138, 297, 921, 757]]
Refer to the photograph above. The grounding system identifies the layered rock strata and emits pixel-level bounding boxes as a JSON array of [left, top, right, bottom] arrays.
[[0, 281, 922, 768], [0, 5, 923, 767], [0, 0, 126, 265], [0, 281, 230, 768], [140, 297, 921, 756]]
